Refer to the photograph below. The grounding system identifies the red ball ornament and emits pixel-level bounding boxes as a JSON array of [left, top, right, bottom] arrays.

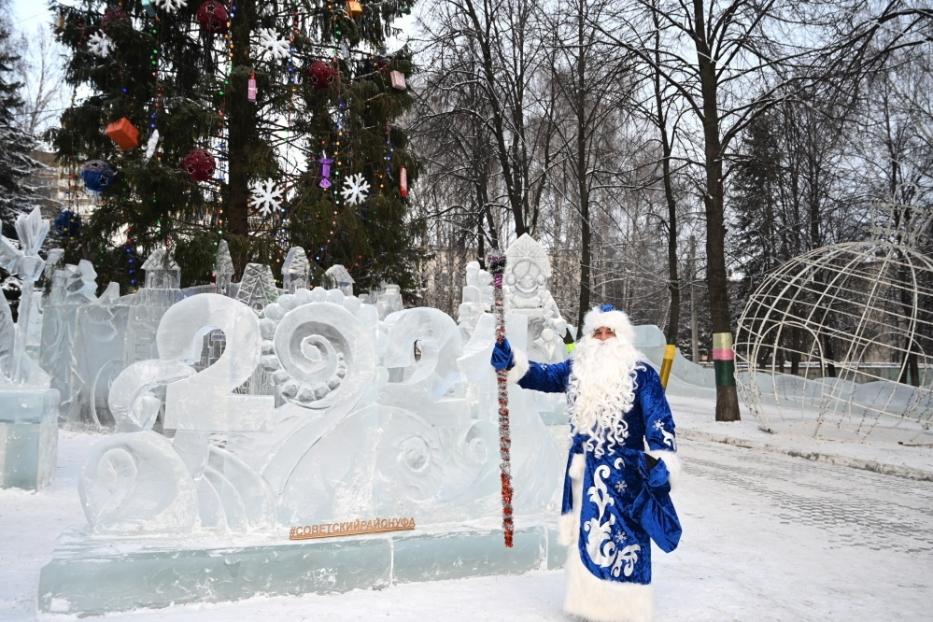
[[307, 60, 337, 90], [181, 148, 216, 182], [196, 0, 229, 34]]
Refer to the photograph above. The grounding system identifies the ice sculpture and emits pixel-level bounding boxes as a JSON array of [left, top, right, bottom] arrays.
[[282, 246, 310, 293], [324, 264, 354, 296], [142, 246, 180, 289], [123, 246, 183, 365], [80, 432, 199, 534], [39, 260, 98, 416], [457, 260, 493, 338], [66, 282, 129, 427], [0, 207, 60, 489], [381, 307, 462, 404], [236, 262, 280, 312], [213, 240, 235, 295], [375, 283, 403, 319], [504, 234, 568, 364], [77, 283, 562, 534]]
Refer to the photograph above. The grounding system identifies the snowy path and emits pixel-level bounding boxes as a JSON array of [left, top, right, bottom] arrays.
[[2, 432, 932, 621]]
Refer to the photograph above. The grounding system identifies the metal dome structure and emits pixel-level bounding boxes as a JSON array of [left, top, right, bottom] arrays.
[[735, 228, 933, 443]]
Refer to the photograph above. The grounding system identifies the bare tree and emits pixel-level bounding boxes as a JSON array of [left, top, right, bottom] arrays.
[[13, 24, 64, 137]]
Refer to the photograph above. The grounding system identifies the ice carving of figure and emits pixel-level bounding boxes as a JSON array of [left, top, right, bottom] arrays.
[[282, 247, 311, 293], [504, 234, 568, 364], [457, 261, 493, 339], [324, 264, 355, 296], [1, 208, 59, 490], [39, 261, 99, 413], [213, 240, 235, 296], [123, 247, 184, 366]]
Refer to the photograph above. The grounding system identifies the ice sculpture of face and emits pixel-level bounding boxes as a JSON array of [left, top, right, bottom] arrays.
[[507, 258, 546, 307]]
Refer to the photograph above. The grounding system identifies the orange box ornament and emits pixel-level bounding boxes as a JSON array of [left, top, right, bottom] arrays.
[[389, 70, 406, 91], [105, 117, 140, 151], [347, 0, 363, 18]]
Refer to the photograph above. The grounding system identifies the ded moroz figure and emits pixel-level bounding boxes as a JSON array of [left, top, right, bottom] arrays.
[[491, 303, 682, 622]]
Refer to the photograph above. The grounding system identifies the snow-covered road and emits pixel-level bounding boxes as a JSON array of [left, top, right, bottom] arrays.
[[3, 432, 931, 621]]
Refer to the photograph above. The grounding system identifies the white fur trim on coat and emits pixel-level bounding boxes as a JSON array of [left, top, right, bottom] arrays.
[[564, 545, 653, 622], [507, 348, 530, 384], [582, 306, 636, 344], [647, 450, 681, 490], [558, 453, 586, 546]]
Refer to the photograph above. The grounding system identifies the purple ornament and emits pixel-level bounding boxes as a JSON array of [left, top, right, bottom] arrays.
[[319, 156, 334, 189]]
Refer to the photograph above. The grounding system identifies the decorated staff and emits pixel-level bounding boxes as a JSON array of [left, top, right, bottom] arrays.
[[487, 251, 514, 548]]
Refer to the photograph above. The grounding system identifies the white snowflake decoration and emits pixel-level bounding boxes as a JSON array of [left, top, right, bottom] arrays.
[[256, 28, 290, 61], [87, 32, 114, 58], [341, 173, 370, 205], [152, 0, 186, 13], [249, 179, 284, 216]]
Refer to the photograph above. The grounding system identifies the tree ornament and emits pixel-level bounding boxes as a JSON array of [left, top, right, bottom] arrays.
[[101, 7, 129, 32], [389, 70, 406, 91], [152, 0, 186, 13], [144, 129, 160, 161], [104, 117, 140, 151], [341, 173, 370, 205], [80, 160, 116, 192], [247, 71, 257, 102], [318, 155, 334, 189], [196, 0, 229, 34], [347, 0, 363, 18], [249, 179, 283, 216], [87, 32, 114, 58], [53, 210, 82, 237], [256, 28, 290, 60], [180, 148, 216, 182], [308, 60, 336, 89], [399, 166, 409, 198]]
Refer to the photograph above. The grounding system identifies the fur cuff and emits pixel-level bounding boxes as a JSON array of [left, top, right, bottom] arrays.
[[648, 450, 681, 489], [507, 348, 530, 384]]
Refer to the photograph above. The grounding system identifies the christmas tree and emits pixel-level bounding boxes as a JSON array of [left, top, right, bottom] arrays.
[[51, 0, 419, 292]]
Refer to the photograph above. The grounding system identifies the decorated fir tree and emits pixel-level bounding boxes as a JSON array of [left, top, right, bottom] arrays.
[[51, 0, 419, 291]]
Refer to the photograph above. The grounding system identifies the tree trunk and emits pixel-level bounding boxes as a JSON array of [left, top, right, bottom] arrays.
[[688, 235, 699, 362], [574, 4, 591, 338], [225, 0, 256, 275], [694, 0, 740, 421], [653, 46, 680, 343]]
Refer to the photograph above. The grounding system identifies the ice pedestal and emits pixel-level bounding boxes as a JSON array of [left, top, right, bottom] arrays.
[[0, 387, 59, 489], [38, 518, 563, 615]]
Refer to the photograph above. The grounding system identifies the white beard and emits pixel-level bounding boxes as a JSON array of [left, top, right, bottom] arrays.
[[568, 335, 642, 458]]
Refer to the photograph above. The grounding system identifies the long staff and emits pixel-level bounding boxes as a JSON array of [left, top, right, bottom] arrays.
[[487, 251, 514, 548]]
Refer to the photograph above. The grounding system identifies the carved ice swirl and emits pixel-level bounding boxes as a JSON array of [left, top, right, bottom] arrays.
[[260, 288, 376, 412]]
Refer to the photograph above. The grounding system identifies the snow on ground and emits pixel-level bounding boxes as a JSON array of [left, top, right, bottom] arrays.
[[2, 393, 932, 621]]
